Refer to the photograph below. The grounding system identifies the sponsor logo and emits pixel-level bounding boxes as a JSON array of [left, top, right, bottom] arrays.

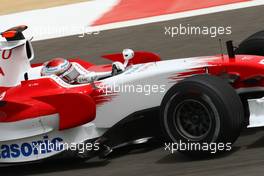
[[0, 136, 63, 159]]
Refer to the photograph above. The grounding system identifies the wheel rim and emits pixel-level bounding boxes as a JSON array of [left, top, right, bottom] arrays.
[[173, 99, 212, 141]]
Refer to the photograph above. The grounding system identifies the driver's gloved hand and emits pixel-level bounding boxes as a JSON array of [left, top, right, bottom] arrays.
[[76, 72, 97, 84], [112, 62, 125, 75]]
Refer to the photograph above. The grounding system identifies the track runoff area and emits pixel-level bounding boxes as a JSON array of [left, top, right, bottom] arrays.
[[2, 1, 264, 176]]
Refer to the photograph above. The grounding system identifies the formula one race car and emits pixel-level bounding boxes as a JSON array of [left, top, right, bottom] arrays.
[[1, 25, 264, 163]]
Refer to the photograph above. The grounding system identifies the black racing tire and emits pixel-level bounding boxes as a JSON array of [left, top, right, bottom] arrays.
[[235, 31, 264, 56], [160, 74, 244, 157]]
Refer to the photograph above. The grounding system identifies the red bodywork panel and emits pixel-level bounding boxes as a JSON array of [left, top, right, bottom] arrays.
[[167, 54, 264, 90], [0, 78, 96, 130], [207, 55, 264, 89]]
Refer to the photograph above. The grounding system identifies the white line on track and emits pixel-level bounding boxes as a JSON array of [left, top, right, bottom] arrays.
[[89, 0, 264, 32], [0, 0, 264, 41], [0, 0, 119, 41]]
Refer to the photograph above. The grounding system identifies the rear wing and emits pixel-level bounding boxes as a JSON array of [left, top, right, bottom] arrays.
[[0, 25, 28, 41], [0, 25, 34, 87]]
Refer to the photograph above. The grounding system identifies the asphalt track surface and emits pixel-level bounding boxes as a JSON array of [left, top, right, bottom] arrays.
[[2, 5, 264, 176]]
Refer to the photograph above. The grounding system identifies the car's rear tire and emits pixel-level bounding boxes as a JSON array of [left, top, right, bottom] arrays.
[[235, 31, 264, 56], [160, 74, 244, 157]]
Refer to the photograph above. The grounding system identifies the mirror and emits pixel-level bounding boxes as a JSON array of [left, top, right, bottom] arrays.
[[122, 49, 134, 67]]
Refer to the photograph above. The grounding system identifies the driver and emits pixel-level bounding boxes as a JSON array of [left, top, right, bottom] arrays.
[[41, 58, 125, 84]]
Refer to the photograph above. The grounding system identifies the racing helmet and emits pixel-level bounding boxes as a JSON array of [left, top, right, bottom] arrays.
[[41, 58, 80, 83]]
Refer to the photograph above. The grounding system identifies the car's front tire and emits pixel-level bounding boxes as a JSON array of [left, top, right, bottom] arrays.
[[160, 74, 244, 157]]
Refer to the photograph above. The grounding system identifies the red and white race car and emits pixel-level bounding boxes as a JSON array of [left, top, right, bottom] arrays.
[[0, 25, 264, 163]]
